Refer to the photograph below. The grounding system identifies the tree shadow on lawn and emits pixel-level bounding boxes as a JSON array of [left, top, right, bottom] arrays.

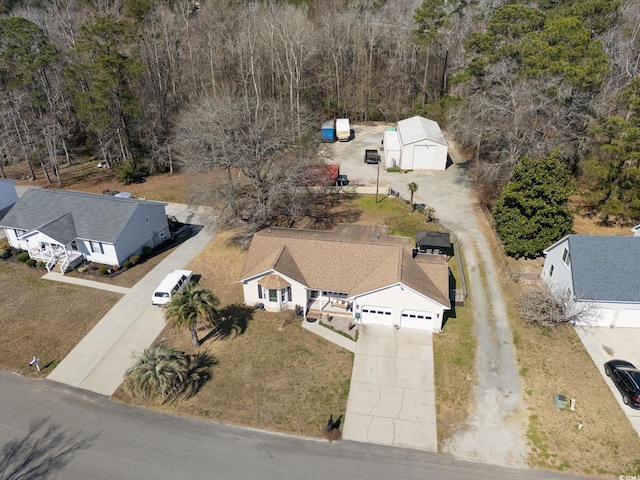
[[182, 351, 218, 400], [0, 418, 97, 479], [201, 304, 255, 343], [297, 192, 362, 230]]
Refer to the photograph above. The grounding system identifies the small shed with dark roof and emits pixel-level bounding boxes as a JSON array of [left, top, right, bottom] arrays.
[[415, 231, 451, 255]]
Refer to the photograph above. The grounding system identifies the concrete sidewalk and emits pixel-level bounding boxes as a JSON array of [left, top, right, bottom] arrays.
[[43, 272, 131, 294], [342, 325, 437, 452], [47, 204, 216, 396], [301, 319, 356, 353]]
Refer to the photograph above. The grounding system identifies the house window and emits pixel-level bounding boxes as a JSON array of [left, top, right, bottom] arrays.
[[89, 241, 104, 254], [549, 265, 554, 277], [280, 287, 291, 302], [561, 248, 571, 266], [269, 289, 277, 302], [258, 284, 263, 299]]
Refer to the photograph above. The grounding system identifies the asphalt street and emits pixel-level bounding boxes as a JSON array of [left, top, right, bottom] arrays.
[[0, 372, 593, 480]]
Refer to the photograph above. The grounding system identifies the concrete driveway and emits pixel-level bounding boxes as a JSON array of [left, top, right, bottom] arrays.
[[342, 325, 437, 452], [47, 202, 216, 396], [575, 326, 640, 435]]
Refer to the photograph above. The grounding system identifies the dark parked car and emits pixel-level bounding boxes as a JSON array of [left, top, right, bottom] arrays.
[[604, 359, 640, 409]]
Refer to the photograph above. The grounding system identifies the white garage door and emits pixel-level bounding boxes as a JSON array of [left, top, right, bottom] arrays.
[[400, 309, 433, 330], [412, 145, 435, 170], [615, 309, 640, 328], [361, 306, 392, 326]]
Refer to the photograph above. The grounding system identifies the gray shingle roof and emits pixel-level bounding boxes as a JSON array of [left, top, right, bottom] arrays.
[[568, 235, 640, 303], [0, 188, 167, 244]]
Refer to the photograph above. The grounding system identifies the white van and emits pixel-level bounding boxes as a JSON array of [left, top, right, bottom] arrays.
[[152, 270, 193, 306]]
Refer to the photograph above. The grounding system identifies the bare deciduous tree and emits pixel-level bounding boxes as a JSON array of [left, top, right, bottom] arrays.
[[518, 287, 595, 328], [174, 94, 318, 234]]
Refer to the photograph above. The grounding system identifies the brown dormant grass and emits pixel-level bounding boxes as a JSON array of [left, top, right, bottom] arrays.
[[0, 259, 122, 376]]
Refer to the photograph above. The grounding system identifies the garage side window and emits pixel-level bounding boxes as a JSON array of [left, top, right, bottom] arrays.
[[562, 248, 571, 266], [549, 265, 554, 277], [257, 284, 263, 299]]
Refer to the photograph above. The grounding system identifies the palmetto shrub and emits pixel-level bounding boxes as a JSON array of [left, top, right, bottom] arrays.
[[124, 342, 215, 402]]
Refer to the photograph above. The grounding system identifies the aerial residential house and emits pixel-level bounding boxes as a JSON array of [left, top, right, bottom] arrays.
[[0, 179, 18, 221], [383, 116, 449, 170], [238, 224, 451, 332], [633, 224, 640, 237], [541, 234, 640, 328], [0, 188, 170, 273]]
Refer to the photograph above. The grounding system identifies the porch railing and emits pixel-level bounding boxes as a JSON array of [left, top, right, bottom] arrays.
[[60, 256, 70, 274], [46, 254, 58, 272]]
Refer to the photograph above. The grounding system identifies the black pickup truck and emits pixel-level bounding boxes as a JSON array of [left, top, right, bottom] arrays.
[[364, 149, 380, 164]]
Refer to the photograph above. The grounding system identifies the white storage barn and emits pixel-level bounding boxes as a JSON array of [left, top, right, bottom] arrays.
[[385, 116, 449, 170]]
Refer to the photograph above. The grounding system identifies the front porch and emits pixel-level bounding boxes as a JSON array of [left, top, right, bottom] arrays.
[[303, 295, 358, 339], [28, 246, 84, 274]]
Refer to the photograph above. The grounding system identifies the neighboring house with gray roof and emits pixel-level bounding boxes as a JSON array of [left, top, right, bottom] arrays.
[[0, 188, 170, 273], [383, 116, 449, 170], [541, 234, 640, 328], [238, 224, 451, 332], [0, 179, 18, 221]]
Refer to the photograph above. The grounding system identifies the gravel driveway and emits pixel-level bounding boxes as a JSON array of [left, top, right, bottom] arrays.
[[327, 124, 529, 467]]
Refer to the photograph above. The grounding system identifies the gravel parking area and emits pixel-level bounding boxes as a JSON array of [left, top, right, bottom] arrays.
[[325, 124, 529, 466]]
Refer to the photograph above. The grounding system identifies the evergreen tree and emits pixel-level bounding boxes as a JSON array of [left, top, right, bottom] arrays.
[[493, 152, 574, 258]]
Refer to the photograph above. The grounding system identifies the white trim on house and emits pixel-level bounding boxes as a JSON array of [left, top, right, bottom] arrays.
[[0, 188, 170, 272], [239, 226, 451, 332], [542, 234, 640, 328]]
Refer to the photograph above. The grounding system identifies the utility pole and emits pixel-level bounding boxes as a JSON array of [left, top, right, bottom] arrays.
[[375, 159, 380, 203]]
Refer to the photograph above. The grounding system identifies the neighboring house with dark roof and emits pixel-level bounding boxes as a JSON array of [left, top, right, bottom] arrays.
[[0, 188, 170, 273], [541, 234, 640, 328], [238, 224, 451, 332], [383, 116, 449, 170], [0, 179, 18, 221]]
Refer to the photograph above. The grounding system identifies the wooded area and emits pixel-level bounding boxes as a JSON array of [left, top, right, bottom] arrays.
[[1, 0, 639, 228]]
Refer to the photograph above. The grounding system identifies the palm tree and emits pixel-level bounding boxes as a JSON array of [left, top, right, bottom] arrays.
[[165, 282, 219, 347], [124, 343, 189, 402], [408, 182, 418, 209]]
